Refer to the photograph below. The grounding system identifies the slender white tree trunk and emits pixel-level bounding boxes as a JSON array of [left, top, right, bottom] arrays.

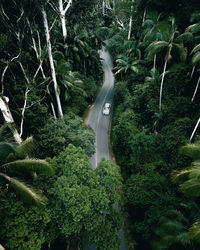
[[0, 96, 22, 144], [190, 65, 195, 80], [47, 84, 57, 119], [191, 76, 200, 102], [128, 15, 133, 40], [128, 0, 134, 40], [42, 7, 63, 118], [142, 8, 146, 25], [58, 0, 72, 41], [153, 54, 156, 71], [60, 14, 67, 40], [190, 117, 200, 142], [28, 24, 56, 119], [103, 0, 105, 15], [159, 59, 168, 111]]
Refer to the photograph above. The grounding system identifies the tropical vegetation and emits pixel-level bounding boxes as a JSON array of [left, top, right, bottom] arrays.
[[1, 0, 200, 250]]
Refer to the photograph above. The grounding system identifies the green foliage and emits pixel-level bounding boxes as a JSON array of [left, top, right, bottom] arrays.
[[179, 141, 200, 160], [48, 145, 122, 249], [95, 158, 122, 204], [0, 137, 53, 207], [0, 194, 50, 250], [35, 114, 95, 158], [188, 218, 200, 242], [153, 209, 192, 249], [106, 29, 128, 57], [112, 110, 139, 157], [109, 7, 200, 249], [125, 170, 166, 208], [125, 164, 177, 241]]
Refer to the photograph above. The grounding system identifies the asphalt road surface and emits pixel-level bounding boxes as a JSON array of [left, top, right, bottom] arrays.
[[83, 46, 127, 250], [87, 46, 114, 168]]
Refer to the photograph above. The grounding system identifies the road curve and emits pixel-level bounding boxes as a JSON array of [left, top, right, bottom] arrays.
[[84, 46, 127, 250]]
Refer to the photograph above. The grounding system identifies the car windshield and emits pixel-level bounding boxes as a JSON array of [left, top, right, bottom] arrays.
[[104, 103, 110, 108]]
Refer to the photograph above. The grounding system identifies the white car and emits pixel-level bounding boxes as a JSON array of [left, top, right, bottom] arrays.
[[102, 103, 111, 115]]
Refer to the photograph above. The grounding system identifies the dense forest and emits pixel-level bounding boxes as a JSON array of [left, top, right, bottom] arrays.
[[1, 0, 200, 249]]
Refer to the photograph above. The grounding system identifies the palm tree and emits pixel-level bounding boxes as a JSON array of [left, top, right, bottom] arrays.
[[114, 54, 139, 76], [66, 24, 93, 75], [53, 54, 86, 102], [124, 39, 141, 59], [172, 140, 200, 242], [147, 18, 187, 112], [0, 136, 53, 207], [142, 11, 162, 71], [153, 209, 193, 249], [186, 22, 200, 102]]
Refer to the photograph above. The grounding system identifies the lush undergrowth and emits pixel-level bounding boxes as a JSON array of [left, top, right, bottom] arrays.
[[108, 0, 200, 249], [1, 0, 200, 249]]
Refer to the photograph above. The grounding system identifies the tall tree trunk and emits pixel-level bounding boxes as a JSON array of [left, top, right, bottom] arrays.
[[47, 84, 57, 118], [0, 96, 22, 144], [190, 117, 200, 142], [159, 59, 168, 112], [153, 54, 156, 71], [190, 65, 195, 80], [142, 8, 146, 25], [60, 14, 67, 41], [128, 15, 133, 40], [191, 76, 200, 102], [42, 7, 63, 118], [28, 22, 57, 119], [128, 0, 134, 40], [58, 0, 72, 41], [103, 0, 105, 15]]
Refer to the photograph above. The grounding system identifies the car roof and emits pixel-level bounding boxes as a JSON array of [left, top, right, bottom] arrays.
[[104, 103, 110, 108]]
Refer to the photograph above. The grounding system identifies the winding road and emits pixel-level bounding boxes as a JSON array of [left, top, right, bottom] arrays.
[[87, 46, 114, 168], [83, 46, 127, 250]]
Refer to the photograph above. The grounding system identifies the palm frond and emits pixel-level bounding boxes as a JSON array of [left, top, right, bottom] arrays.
[[180, 179, 200, 197], [114, 67, 125, 75], [190, 163, 200, 178], [191, 44, 200, 55], [130, 66, 138, 73], [175, 32, 193, 43], [192, 52, 200, 65], [136, 49, 141, 59], [157, 21, 172, 39], [173, 43, 187, 62], [15, 137, 36, 159], [172, 169, 191, 184], [116, 58, 127, 66], [53, 51, 65, 61], [2, 159, 53, 176], [188, 218, 200, 242], [0, 173, 48, 207], [62, 79, 74, 88], [179, 143, 200, 160], [176, 232, 191, 245], [186, 23, 200, 34], [124, 40, 136, 51], [147, 41, 168, 58], [0, 142, 16, 164], [142, 19, 154, 28], [143, 28, 162, 43]]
